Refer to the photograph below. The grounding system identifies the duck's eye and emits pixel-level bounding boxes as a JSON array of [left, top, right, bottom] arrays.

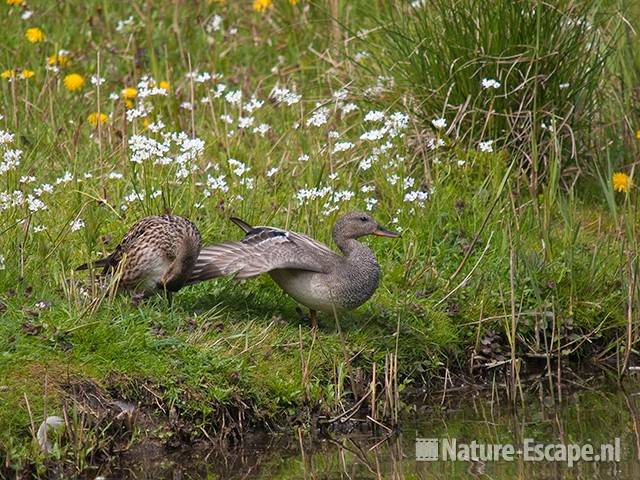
[[360, 216, 368, 222]]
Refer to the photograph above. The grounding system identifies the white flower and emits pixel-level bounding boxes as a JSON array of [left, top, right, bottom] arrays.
[[148, 120, 165, 133], [306, 107, 329, 127], [481, 78, 501, 89], [90, 75, 106, 86], [20, 175, 36, 184], [266, 167, 279, 177], [341, 103, 358, 114], [364, 111, 385, 122], [0, 255, 4, 270], [269, 87, 301, 106], [205, 174, 229, 193], [360, 128, 386, 141], [360, 185, 375, 193], [180, 102, 194, 111], [365, 197, 378, 211], [70, 219, 85, 232], [333, 89, 348, 101], [220, 114, 234, 124], [404, 190, 430, 206], [431, 117, 447, 129], [0, 130, 15, 145], [359, 155, 376, 171], [212, 84, 227, 98], [478, 140, 494, 152], [55, 171, 73, 184], [27, 195, 46, 212], [21, 10, 33, 20], [298, 154, 309, 162], [328, 131, 340, 139], [33, 225, 47, 233], [107, 172, 123, 180], [116, 16, 135, 33], [206, 14, 223, 33], [228, 158, 250, 176], [427, 138, 446, 150], [244, 96, 264, 113], [559, 83, 570, 89], [253, 123, 270, 136], [238, 116, 254, 129], [224, 90, 242, 105], [332, 142, 354, 153]]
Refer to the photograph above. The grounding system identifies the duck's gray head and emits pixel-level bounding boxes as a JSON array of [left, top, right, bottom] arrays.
[[333, 211, 400, 240]]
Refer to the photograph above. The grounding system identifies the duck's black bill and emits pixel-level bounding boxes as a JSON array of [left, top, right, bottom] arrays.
[[373, 227, 400, 238]]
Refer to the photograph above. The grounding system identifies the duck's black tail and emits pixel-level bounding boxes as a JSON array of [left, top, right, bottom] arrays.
[[230, 217, 253, 233]]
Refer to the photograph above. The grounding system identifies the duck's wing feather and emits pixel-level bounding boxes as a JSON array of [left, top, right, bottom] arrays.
[[188, 227, 336, 282]]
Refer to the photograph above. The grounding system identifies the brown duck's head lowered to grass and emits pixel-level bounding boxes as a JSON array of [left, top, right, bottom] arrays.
[[332, 211, 400, 242]]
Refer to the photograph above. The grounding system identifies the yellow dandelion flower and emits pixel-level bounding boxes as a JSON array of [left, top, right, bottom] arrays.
[[7, 0, 24, 6], [122, 87, 137, 100], [25, 27, 45, 43], [1, 69, 16, 79], [64, 73, 85, 91], [20, 69, 35, 79], [158, 80, 170, 91], [125, 99, 134, 109], [289, 0, 299, 4], [48, 53, 70, 68], [142, 118, 151, 128], [612, 172, 631, 193], [252, 0, 273, 13], [87, 112, 108, 127], [636, 129, 640, 140]]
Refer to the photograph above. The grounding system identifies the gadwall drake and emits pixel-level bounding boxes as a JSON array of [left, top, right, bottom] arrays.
[[189, 212, 399, 327], [77, 214, 202, 300]]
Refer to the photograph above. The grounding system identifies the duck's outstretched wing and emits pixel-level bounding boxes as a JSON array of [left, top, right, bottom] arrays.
[[188, 225, 335, 283]]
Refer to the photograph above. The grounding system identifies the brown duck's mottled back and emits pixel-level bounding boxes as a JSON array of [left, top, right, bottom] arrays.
[[77, 214, 202, 296]]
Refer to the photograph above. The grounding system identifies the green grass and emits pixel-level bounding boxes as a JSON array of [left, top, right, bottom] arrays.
[[0, 0, 638, 473]]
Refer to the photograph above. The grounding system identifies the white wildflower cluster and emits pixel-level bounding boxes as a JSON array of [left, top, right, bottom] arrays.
[[332, 141, 354, 154], [115, 16, 136, 33], [129, 131, 205, 179], [295, 185, 333, 205], [186, 70, 213, 83], [404, 190, 431, 207], [432, 117, 447, 129], [481, 78, 501, 90], [206, 14, 223, 33], [360, 111, 409, 143], [332, 87, 359, 116], [69, 218, 85, 232], [203, 173, 229, 197], [307, 107, 330, 127], [137, 76, 169, 98], [321, 189, 355, 216], [0, 129, 22, 176], [478, 140, 494, 153], [269, 86, 302, 106]]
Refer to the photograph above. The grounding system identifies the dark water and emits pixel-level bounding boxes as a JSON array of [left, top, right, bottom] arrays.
[[104, 378, 640, 479]]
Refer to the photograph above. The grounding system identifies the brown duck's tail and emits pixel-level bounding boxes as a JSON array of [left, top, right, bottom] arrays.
[[75, 256, 111, 272]]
